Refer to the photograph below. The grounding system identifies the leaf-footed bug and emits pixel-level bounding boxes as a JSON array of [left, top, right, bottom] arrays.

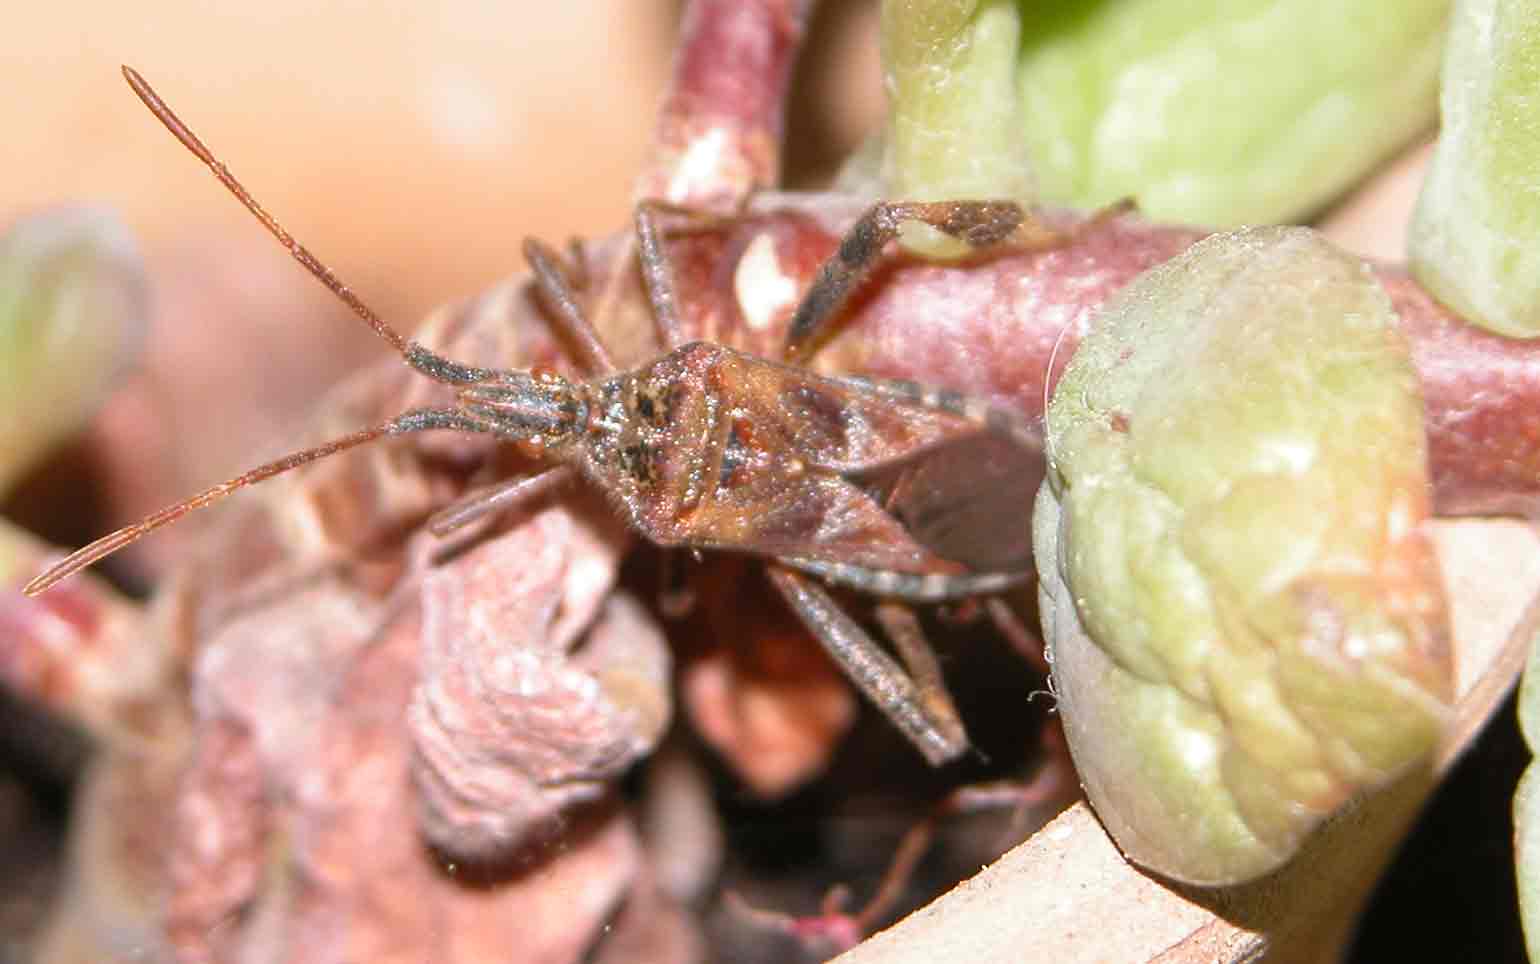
[[27, 66, 1059, 764]]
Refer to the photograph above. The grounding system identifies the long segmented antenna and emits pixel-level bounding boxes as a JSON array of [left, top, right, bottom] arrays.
[[23, 69, 508, 596], [25, 402, 494, 596], [121, 65, 411, 355], [25, 423, 393, 596]]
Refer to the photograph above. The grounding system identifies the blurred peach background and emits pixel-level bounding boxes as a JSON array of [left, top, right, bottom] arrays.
[[3, 2, 675, 320], [0, 2, 660, 573], [0, 0, 881, 577]]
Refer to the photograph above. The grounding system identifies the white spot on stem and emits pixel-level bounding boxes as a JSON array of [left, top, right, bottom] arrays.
[[734, 232, 798, 332]]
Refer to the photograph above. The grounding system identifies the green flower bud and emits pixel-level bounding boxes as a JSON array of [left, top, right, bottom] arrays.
[[0, 207, 145, 495], [1038, 226, 1450, 883], [1410, 0, 1540, 338]]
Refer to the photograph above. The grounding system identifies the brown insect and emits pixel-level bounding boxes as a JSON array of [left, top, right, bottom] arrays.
[[27, 66, 1053, 764]]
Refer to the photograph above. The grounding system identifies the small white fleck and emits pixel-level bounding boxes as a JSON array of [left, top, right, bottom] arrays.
[[734, 232, 799, 331], [667, 127, 732, 201]]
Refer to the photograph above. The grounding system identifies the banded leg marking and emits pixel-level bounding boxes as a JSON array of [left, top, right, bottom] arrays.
[[767, 566, 968, 765], [782, 199, 1062, 364], [779, 557, 1027, 602]]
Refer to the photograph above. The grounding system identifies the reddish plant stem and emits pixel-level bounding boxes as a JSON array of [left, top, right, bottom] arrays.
[[685, 201, 1540, 522], [1381, 274, 1540, 519], [636, 0, 815, 208], [0, 525, 171, 743]]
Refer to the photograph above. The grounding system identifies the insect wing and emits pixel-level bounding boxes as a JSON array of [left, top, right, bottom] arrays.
[[682, 468, 969, 575], [675, 352, 1038, 576], [855, 429, 1042, 573], [736, 357, 1009, 476], [746, 360, 1043, 573]]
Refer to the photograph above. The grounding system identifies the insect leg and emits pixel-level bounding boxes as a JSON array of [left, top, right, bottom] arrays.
[[777, 557, 1026, 602], [872, 601, 968, 756], [626, 204, 698, 615], [562, 237, 591, 291], [782, 199, 1062, 363], [984, 597, 1047, 673], [426, 465, 577, 537], [828, 370, 1045, 454], [631, 200, 699, 351], [522, 238, 617, 376], [766, 566, 968, 764], [634, 202, 688, 350], [634, 199, 763, 350]]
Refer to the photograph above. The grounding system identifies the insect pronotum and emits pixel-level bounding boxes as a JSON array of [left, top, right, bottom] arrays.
[[27, 66, 1055, 764]]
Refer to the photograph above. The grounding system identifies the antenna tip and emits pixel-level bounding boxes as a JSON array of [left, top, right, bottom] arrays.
[[21, 575, 54, 597], [121, 65, 152, 100]]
